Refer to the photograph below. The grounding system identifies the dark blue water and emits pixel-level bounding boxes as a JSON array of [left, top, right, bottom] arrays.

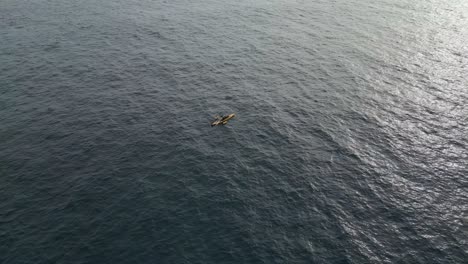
[[1, 0, 467, 263]]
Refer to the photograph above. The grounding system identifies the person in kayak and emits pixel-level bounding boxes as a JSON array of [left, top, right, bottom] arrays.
[[211, 113, 235, 126]]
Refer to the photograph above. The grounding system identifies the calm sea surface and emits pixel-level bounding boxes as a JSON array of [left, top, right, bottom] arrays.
[[1, 0, 467, 263]]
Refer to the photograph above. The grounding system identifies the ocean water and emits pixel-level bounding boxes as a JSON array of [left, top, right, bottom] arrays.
[[1, 0, 467, 263]]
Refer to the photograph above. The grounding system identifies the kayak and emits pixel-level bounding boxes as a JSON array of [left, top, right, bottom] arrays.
[[211, 113, 235, 126]]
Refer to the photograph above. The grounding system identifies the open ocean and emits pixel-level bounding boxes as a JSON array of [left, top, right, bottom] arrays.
[[1, 0, 467, 263]]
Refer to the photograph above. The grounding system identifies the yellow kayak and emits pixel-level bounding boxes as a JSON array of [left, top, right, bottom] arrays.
[[211, 113, 235, 126]]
